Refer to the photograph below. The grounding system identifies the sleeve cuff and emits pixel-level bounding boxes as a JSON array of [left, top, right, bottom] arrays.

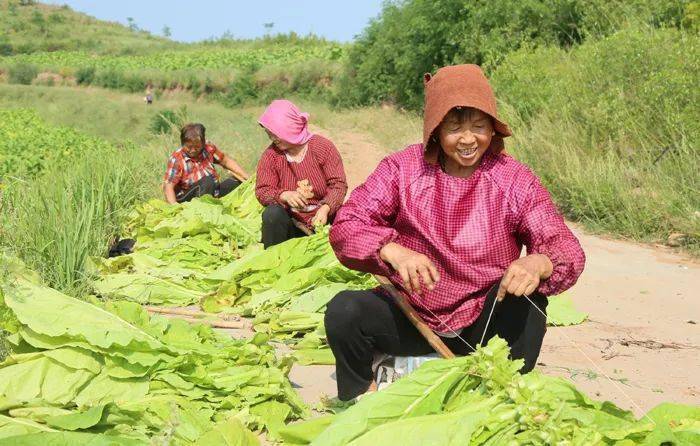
[[534, 247, 565, 296]]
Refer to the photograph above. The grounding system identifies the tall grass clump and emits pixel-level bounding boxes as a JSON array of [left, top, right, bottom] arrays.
[[0, 111, 163, 296], [493, 25, 699, 252]]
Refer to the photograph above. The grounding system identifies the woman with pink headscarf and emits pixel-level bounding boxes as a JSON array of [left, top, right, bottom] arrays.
[[255, 99, 348, 248]]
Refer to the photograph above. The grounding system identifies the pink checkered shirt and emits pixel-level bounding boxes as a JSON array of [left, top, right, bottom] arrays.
[[329, 144, 586, 331]]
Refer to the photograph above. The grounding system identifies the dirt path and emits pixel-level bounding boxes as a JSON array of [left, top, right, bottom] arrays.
[[292, 124, 700, 415]]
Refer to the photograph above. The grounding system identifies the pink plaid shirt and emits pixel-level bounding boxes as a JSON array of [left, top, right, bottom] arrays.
[[329, 144, 586, 331]]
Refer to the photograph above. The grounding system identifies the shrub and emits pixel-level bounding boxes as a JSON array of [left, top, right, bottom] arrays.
[[8, 63, 38, 85], [75, 66, 96, 85], [218, 71, 259, 107]]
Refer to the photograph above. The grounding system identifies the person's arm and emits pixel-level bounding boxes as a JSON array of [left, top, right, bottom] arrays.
[[329, 157, 401, 276], [317, 139, 348, 216], [162, 182, 178, 205], [255, 149, 285, 206], [499, 176, 586, 299], [208, 143, 250, 181], [220, 154, 250, 181], [162, 156, 181, 205], [330, 155, 440, 294]]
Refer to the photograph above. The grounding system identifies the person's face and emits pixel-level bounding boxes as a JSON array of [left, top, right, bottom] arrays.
[[438, 108, 495, 170], [264, 129, 295, 151], [183, 139, 203, 158]]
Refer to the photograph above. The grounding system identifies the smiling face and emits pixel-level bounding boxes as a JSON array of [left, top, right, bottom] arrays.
[[437, 107, 495, 177]]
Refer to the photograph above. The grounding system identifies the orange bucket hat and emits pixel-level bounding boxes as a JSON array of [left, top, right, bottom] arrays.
[[422, 64, 512, 163]]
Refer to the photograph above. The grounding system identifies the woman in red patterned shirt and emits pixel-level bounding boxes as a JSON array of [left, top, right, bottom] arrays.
[[325, 65, 586, 401], [163, 123, 250, 204], [255, 100, 348, 248]]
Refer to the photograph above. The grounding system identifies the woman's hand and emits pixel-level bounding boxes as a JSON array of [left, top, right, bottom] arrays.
[[280, 190, 308, 209], [311, 204, 331, 226], [496, 254, 553, 301], [380, 242, 440, 294]]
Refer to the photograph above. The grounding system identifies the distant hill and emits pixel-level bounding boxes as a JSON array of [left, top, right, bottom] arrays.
[[0, 0, 177, 55]]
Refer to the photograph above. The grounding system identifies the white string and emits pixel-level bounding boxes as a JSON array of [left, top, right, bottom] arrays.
[[421, 305, 476, 353], [479, 294, 499, 347], [522, 294, 656, 426]]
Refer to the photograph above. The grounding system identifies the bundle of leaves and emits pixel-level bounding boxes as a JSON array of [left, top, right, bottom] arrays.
[[0, 258, 306, 445], [281, 337, 700, 445], [92, 179, 264, 306]]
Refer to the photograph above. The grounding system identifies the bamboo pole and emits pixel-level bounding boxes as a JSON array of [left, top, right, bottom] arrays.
[[292, 220, 455, 359]]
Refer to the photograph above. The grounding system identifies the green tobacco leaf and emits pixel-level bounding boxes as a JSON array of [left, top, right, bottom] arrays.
[[0, 414, 56, 439], [0, 431, 142, 445], [348, 396, 500, 446], [292, 348, 335, 366], [196, 417, 260, 446], [546, 294, 588, 326], [45, 405, 106, 430], [3, 279, 165, 352], [278, 415, 335, 445]]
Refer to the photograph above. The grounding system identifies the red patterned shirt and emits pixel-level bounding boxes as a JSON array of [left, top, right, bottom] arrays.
[[163, 143, 225, 194], [329, 144, 586, 331], [255, 134, 348, 226]]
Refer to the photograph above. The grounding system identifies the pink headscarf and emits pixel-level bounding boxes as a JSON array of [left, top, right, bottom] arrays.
[[258, 99, 313, 145]]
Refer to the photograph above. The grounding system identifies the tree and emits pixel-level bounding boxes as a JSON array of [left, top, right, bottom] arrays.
[[126, 17, 138, 31], [162, 25, 171, 37]]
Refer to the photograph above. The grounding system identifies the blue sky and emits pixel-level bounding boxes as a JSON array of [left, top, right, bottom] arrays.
[[43, 1, 384, 42]]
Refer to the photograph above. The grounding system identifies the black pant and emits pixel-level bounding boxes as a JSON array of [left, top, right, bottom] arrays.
[[176, 176, 241, 203], [324, 284, 548, 401], [261, 204, 308, 249]]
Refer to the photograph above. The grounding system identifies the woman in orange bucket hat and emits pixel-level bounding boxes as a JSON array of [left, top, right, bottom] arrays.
[[325, 64, 586, 401]]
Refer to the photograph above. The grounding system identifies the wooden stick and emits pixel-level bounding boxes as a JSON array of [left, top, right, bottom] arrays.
[[145, 306, 236, 320], [147, 309, 249, 329], [292, 220, 455, 359], [176, 315, 249, 329], [145, 306, 243, 323], [374, 276, 455, 359]]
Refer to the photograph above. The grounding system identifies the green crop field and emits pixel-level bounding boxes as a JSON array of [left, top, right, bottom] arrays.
[[1, 45, 344, 72]]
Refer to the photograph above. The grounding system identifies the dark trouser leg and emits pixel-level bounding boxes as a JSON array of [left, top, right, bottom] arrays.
[[487, 288, 548, 373], [261, 204, 307, 249], [215, 177, 242, 198], [324, 285, 548, 401], [324, 290, 436, 401], [176, 175, 217, 203]]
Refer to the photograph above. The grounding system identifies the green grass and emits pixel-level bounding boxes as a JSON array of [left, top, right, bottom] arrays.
[[493, 25, 699, 253], [0, 0, 176, 55], [0, 110, 164, 296]]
